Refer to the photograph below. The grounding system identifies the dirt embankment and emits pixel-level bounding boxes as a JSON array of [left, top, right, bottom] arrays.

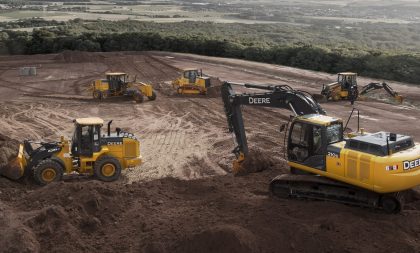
[[1, 166, 420, 253]]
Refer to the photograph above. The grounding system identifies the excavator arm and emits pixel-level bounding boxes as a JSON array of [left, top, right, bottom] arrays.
[[360, 82, 403, 103], [221, 82, 326, 172]]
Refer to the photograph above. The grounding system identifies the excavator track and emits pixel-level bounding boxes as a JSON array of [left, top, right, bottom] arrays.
[[269, 174, 404, 214]]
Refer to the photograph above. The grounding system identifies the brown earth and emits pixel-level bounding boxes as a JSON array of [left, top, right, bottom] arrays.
[[0, 51, 420, 253]]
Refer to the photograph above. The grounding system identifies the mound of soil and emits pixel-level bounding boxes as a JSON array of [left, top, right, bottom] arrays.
[[0, 134, 19, 169], [1, 167, 420, 252], [235, 149, 274, 176], [206, 77, 223, 98]]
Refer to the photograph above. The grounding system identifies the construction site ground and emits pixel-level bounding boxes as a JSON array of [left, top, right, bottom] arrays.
[[0, 51, 420, 253]]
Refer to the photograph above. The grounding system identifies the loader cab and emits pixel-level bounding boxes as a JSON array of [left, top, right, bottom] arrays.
[[338, 72, 357, 90], [183, 68, 201, 84], [71, 117, 104, 157], [106, 73, 128, 92], [287, 115, 343, 170]]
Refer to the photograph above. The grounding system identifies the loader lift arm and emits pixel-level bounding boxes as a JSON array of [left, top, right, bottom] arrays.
[[221, 82, 326, 171]]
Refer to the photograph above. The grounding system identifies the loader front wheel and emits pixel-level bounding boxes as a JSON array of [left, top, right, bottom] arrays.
[[134, 92, 144, 103], [33, 159, 63, 186], [147, 91, 157, 101], [94, 156, 122, 182], [93, 91, 102, 100]]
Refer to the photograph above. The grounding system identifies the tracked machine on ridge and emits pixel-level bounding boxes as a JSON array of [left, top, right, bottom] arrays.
[[222, 82, 420, 213], [172, 68, 211, 95]]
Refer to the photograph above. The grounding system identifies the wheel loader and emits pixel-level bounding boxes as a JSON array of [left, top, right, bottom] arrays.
[[318, 72, 403, 103], [172, 68, 211, 95], [0, 117, 142, 185], [222, 82, 420, 213], [92, 72, 157, 103]]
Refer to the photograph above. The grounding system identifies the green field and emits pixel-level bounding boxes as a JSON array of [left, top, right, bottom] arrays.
[[0, 0, 419, 84]]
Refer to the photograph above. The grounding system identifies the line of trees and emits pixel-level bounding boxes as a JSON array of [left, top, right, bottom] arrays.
[[0, 29, 419, 84]]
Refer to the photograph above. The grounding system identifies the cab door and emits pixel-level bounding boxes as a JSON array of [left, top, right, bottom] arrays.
[[79, 125, 93, 157], [71, 125, 101, 158], [287, 121, 326, 171]]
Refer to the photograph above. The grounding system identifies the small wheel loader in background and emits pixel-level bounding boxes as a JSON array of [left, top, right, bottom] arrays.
[[172, 68, 211, 95], [318, 72, 403, 103], [92, 72, 157, 103], [1, 118, 142, 185]]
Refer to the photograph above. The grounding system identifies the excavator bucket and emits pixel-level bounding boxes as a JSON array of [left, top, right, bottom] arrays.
[[0, 144, 26, 180], [232, 152, 246, 175], [395, 95, 403, 104]]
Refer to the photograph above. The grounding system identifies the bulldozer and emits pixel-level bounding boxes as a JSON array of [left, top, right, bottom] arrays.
[[172, 68, 211, 95], [222, 82, 420, 213], [319, 72, 403, 103], [92, 72, 157, 103], [0, 117, 142, 185]]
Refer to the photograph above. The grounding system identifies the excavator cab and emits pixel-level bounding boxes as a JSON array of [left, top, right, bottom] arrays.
[[287, 115, 343, 170]]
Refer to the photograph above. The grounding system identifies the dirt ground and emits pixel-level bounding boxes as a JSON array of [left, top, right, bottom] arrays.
[[0, 51, 420, 253]]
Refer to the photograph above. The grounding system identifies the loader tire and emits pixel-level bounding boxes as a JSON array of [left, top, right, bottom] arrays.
[[147, 90, 157, 101], [134, 92, 144, 103], [94, 155, 122, 182], [93, 91, 101, 100], [33, 159, 64, 186]]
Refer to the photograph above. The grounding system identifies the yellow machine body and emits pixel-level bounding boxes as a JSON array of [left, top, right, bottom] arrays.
[[172, 68, 211, 95], [287, 115, 420, 194], [2, 117, 142, 184], [322, 72, 357, 101], [92, 72, 155, 101], [50, 136, 141, 175]]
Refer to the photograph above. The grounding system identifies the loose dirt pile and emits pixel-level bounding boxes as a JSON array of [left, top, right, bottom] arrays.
[[0, 134, 19, 169], [235, 149, 274, 176], [1, 167, 420, 253]]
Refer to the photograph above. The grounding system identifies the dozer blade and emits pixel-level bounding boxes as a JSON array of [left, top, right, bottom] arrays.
[[0, 144, 26, 180]]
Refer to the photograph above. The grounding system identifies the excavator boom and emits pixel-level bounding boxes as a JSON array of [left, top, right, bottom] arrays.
[[221, 82, 325, 158], [360, 82, 403, 103]]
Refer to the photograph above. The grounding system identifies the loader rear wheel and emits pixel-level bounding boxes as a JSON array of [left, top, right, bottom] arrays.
[[33, 159, 63, 186], [94, 156, 122, 182], [147, 91, 157, 101], [134, 92, 144, 103]]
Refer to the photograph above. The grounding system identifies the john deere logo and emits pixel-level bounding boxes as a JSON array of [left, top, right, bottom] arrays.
[[403, 158, 420, 170], [107, 141, 122, 145], [249, 97, 270, 104]]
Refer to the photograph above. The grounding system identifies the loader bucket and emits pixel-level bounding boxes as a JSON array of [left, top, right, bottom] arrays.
[[0, 144, 26, 180], [312, 94, 327, 103]]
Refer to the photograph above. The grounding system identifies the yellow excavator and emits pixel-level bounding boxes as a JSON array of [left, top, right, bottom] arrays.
[[92, 72, 157, 103], [172, 68, 211, 95], [320, 72, 403, 103], [0, 117, 141, 185], [222, 82, 420, 213]]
